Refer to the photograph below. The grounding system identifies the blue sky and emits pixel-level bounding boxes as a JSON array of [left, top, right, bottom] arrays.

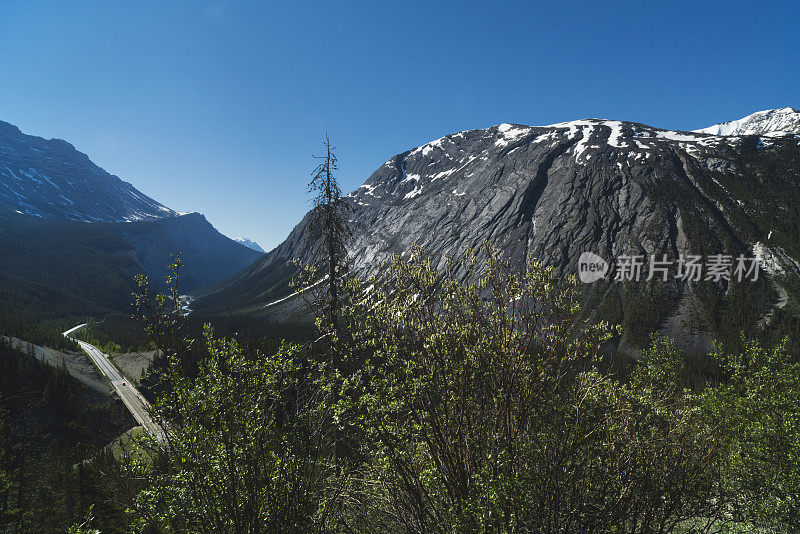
[[1, 1, 798, 250]]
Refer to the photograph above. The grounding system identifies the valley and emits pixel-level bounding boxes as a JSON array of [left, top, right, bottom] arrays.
[[61, 324, 162, 439], [1, 5, 799, 529], [0, 118, 797, 530]]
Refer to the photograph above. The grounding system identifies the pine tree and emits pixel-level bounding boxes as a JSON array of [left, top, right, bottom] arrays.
[[306, 134, 350, 337]]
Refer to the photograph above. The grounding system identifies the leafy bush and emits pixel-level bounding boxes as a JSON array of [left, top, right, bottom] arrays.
[[110, 247, 800, 533], [115, 327, 334, 533]]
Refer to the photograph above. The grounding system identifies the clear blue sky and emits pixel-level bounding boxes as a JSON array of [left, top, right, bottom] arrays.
[[1, 1, 798, 250]]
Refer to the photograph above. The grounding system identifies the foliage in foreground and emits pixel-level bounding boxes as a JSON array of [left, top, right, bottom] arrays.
[[101, 246, 800, 533], [332, 247, 725, 533], [107, 329, 333, 533], [708, 338, 800, 529]]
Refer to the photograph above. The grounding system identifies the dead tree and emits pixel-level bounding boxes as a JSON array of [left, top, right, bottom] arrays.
[[306, 134, 350, 338]]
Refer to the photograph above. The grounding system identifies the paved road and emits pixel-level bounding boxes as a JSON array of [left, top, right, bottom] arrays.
[[64, 325, 165, 443]]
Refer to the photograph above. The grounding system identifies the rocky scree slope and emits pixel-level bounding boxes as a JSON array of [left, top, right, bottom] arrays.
[[195, 110, 800, 350]]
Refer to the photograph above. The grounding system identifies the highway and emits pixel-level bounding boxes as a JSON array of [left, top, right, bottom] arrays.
[[63, 324, 166, 443]]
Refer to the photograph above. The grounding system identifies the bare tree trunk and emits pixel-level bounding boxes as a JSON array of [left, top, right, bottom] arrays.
[[307, 134, 350, 348]]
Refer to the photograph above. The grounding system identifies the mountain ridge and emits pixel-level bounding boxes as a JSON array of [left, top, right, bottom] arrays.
[[0, 119, 265, 316], [194, 109, 800, 351], [0, 119, 177, 222], [693, 107, 800, 136]]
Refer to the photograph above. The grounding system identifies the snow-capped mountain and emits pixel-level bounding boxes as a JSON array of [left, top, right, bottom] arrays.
[[0, 120, 175, 222], [234, 237, 266, 253], [196, 109, 800, 351], [693, 107, 800, 136], [0, 119, 265, 303]]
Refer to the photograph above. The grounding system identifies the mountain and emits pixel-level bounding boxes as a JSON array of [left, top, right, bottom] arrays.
[[234, 237, 266, 253], [0, 120, 176, 221], [0, 211, 142, 320], [693, 107, 800, 137], [0, 120, 264, 320], [194, 109, 800, 352], [111, 213, 265, 291]]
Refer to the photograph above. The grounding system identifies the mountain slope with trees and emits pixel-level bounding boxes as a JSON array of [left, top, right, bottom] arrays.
[[0, 120, 264, 327], [194, 109, 800, 351], [86, 244, 800, 533], [0, 210, 266, 338]]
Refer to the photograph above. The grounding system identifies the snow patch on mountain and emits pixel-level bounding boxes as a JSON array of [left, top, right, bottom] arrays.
[[693, 107, 800, 136], [753, 242, 786, 276], [494, 123, 532, 147]]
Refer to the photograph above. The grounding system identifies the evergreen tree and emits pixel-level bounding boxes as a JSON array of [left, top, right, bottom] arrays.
[[306, 134, 351, 339]]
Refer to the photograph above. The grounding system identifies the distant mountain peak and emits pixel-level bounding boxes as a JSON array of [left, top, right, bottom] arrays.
[[693, 107, 800, 136], [234, 237, 265, 253]]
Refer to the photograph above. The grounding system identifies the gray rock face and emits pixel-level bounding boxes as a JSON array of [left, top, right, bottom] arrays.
[[342, 119, 799, 280], [195, 112, 800, 347], [0, 120, 174, 221]]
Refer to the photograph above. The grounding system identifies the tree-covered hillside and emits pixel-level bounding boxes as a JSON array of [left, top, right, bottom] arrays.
[[0, 212, 140, 319], [0, 340, 132, 532]]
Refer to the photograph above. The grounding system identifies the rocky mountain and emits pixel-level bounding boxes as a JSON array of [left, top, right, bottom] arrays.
[[0, 120, 175, 221], [234, 237, 266, 253], [694, 107, 800, 137], [0, 120, 264, 318], [195, 109, 800, 352]]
